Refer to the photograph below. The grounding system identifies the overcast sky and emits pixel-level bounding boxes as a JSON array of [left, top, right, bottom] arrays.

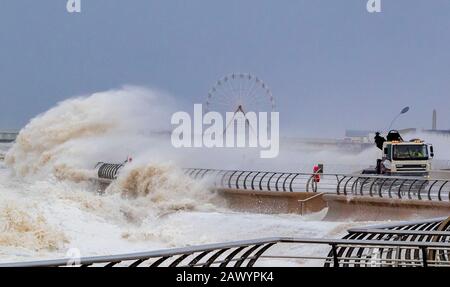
[[0, 0, 449, 137]]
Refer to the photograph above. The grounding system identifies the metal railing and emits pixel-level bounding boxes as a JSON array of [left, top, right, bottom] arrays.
[[92, 164, 450, 201], [95, 162, 124, 180], [184, 168, 450, 202], [324, 217, 450, 267], [3, 217, 450, 267], [3, 237, 450, 267], [0, 238, 279, 267]]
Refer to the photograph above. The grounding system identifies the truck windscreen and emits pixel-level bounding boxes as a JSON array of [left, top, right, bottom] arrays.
[[393, 145, 428, 161]]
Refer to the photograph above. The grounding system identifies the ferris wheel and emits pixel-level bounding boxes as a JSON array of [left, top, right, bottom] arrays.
[[205, 73, 275, 116]]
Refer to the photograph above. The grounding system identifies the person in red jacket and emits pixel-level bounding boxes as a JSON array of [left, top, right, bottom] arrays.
[[313, 165, 321, 183]]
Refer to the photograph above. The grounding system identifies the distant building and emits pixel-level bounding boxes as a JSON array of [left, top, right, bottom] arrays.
[[432, 109, 437, 130], [423, 109, 450, 135], [422, 129, 450, 136], [395, 128, 450, 137], [0, 131, 18, 143], [344, 130, 376, 143]]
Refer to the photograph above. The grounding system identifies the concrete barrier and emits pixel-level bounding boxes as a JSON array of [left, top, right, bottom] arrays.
[[430, 170, 450, 180], [217, 188, 327, 215], [323, 194, 450, 221]]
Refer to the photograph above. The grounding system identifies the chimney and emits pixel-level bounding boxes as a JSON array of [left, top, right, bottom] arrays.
[[432, 109, 437, 130]]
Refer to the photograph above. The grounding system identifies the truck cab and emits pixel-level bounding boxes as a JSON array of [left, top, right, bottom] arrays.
[[380, 138, 434, 176]]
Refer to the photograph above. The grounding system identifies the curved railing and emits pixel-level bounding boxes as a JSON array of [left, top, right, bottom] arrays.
[[0, 238, 280, 267], [92, 164, 450, 201], [95, 162, 124, 180], [184, 168, 450, 202], [3, 217, 450, 267], [3, 236, 450, 267], [324, 216, 450, 267], [184, 168, 324, 192], [0, 220, 450, 267]]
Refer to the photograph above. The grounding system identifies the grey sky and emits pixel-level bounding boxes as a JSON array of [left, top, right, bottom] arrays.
[[0, 0, 449, 137]]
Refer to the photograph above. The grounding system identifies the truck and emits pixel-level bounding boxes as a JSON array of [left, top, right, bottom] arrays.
[[363, 130, 434, 177]]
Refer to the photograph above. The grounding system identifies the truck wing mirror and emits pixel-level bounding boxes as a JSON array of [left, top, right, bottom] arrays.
[[430, 145, 434, 157], [383, 147, 388, 155]]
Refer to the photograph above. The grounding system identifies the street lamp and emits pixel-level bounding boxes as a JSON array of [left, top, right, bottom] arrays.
[[387, 106, 410, 131]]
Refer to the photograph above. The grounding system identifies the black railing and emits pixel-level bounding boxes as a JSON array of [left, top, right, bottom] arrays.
[[184, 168, 450, 202], [184, 168, 337, 193], [324, 217, 450, 267], [3, 218, 450, 267], [2, 237, 450, 267], [0, 238, 280, 267], [95, 162, 124, 180], [92, 164, 450, 201]]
